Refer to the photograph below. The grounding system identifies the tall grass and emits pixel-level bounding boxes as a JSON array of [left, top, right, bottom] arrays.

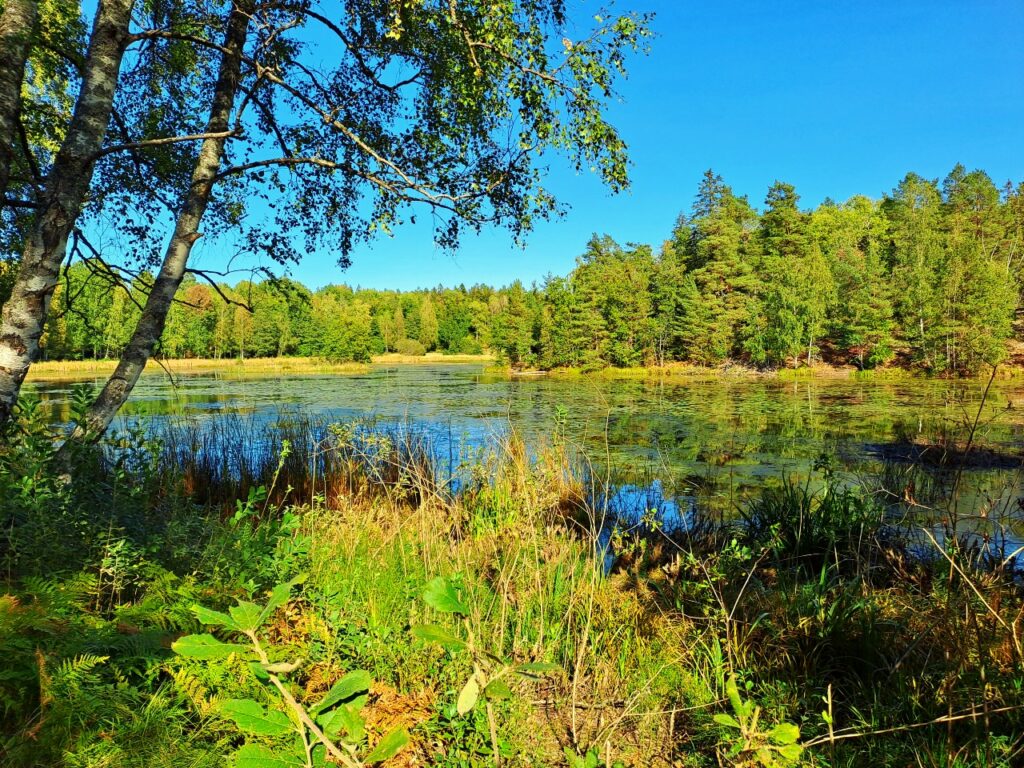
[[1, 405, 1023, 766]]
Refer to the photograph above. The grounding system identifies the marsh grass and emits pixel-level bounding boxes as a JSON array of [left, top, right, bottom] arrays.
[[25, 356, 373, 381], [1, 405, 1023, 766]]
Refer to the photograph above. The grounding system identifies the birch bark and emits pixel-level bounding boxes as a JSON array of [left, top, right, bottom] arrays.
[[0, 0, 38, 200], [66, 0, 250, 442], [0, 0, 133, 426]]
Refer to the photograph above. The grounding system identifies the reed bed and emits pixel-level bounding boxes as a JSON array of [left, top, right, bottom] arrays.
[[1, 409, 1023, 766]]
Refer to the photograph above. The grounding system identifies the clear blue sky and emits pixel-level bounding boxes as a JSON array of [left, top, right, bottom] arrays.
[[192, 0, 1024, 291]]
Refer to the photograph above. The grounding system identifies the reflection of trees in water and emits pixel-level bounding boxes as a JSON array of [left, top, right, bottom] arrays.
[[26, 369, 1024, 519]]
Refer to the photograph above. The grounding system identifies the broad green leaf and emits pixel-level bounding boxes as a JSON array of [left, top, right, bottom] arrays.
[[193, 605, 239, 630], [172, 634, 245, 659], [423, 576, 468, 616], [456, 674, 479, 715], [311, 744, 326, 768], [712, 713, 740, 729], [767, 722, 800, 745], [777, 743, 804, 761], [410, 623, 467, 650], [229, 601, 265, 632], [725, 675, 744, 718], [483, 679, 512, 700], [363, 727, 410, 764], [234, 743, 305, 768], [312, 670, 372, 714], [321, 703, 365, 741], [248, 661, 269, 681], [258, 575, 306, 624], [220, 699, 292, 736]]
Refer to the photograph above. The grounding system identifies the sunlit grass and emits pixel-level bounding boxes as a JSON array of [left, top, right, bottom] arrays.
[[25, 352, 496, 381]]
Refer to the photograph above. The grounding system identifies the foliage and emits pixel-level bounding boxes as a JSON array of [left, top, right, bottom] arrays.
[[713, 675, 803, 767], [739, 465, 884, 574], [175, 579, 409, 768], [1, 413, 1023, 766], [28, 166, 1023, 373]]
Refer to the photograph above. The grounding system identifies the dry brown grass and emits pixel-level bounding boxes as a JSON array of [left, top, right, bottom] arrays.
[[25, 352, 495, 381], [25, 356, 371, 380]]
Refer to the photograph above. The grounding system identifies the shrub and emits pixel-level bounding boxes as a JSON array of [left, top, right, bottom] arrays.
[[395, 338, 426, 356]]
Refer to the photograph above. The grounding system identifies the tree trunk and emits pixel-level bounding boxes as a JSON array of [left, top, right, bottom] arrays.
[[65, 1, 250, 443], [0, 0, 37, 201], [0, 0, 132, 427]]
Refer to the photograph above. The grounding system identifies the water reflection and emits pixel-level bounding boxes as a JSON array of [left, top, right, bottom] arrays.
[[28, 364, 1024, 530]]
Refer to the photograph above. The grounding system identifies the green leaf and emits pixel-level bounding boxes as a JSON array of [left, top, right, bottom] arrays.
[[258, 575, 306, 625], [712, 713, 740, 729], [230, 601, 265, 632], [364, 727, 409, 764], [725, 674, 744, 717], [456, 674, 479, 715], [312, 670, 372, 714], [193, 605, 239, 630], [248, 661, 269, 681], [234, 744, 305, 768], [410, 623, 467, 650], [423, 576, 468, 616], [321, 704, 365, 742], [220, 698, 293, 736], [172, 634, 245, 659], [767, 722, 801, 745], [777, 743, 804, 762], [483, 679, 512, 700]]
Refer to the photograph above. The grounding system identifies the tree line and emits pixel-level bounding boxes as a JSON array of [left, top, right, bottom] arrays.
[[28, 165, 1024, 375]]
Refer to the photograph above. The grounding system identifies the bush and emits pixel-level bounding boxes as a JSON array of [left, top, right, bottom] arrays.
[[395, 338, 426, 356], [457, 336, 483, 355]]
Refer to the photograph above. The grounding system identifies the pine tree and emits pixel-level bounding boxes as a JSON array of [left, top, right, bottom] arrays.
[[752, 182, 833, 366], [673, 172, 761, 363], [940, 167, 1018, 371]]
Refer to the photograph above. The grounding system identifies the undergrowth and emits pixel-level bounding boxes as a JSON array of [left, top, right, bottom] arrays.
[[1, 395, 1022, 766]]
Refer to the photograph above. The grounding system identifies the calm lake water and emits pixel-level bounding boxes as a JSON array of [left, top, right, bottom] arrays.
[[27, 363, 1024, 540]]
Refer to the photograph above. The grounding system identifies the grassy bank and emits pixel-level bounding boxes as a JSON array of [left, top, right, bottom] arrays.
[[26, 355, 1024, 384], [1, 413, 1022, 766], [25, 353, 495, 381]]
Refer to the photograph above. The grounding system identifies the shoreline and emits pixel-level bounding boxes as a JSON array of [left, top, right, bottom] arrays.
[[502, 361, 1024, 382], [24, 355, 1024, 382], [24, 353, 495, 381]]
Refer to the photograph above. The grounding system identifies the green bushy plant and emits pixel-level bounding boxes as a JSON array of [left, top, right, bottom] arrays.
[[174, 577, 409, 768]]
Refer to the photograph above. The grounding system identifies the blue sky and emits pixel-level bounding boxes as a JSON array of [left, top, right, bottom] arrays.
[[192, 0, 1024, 291]]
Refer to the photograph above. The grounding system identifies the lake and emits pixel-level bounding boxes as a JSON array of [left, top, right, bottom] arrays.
[[26, 363, 1024, 543]]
